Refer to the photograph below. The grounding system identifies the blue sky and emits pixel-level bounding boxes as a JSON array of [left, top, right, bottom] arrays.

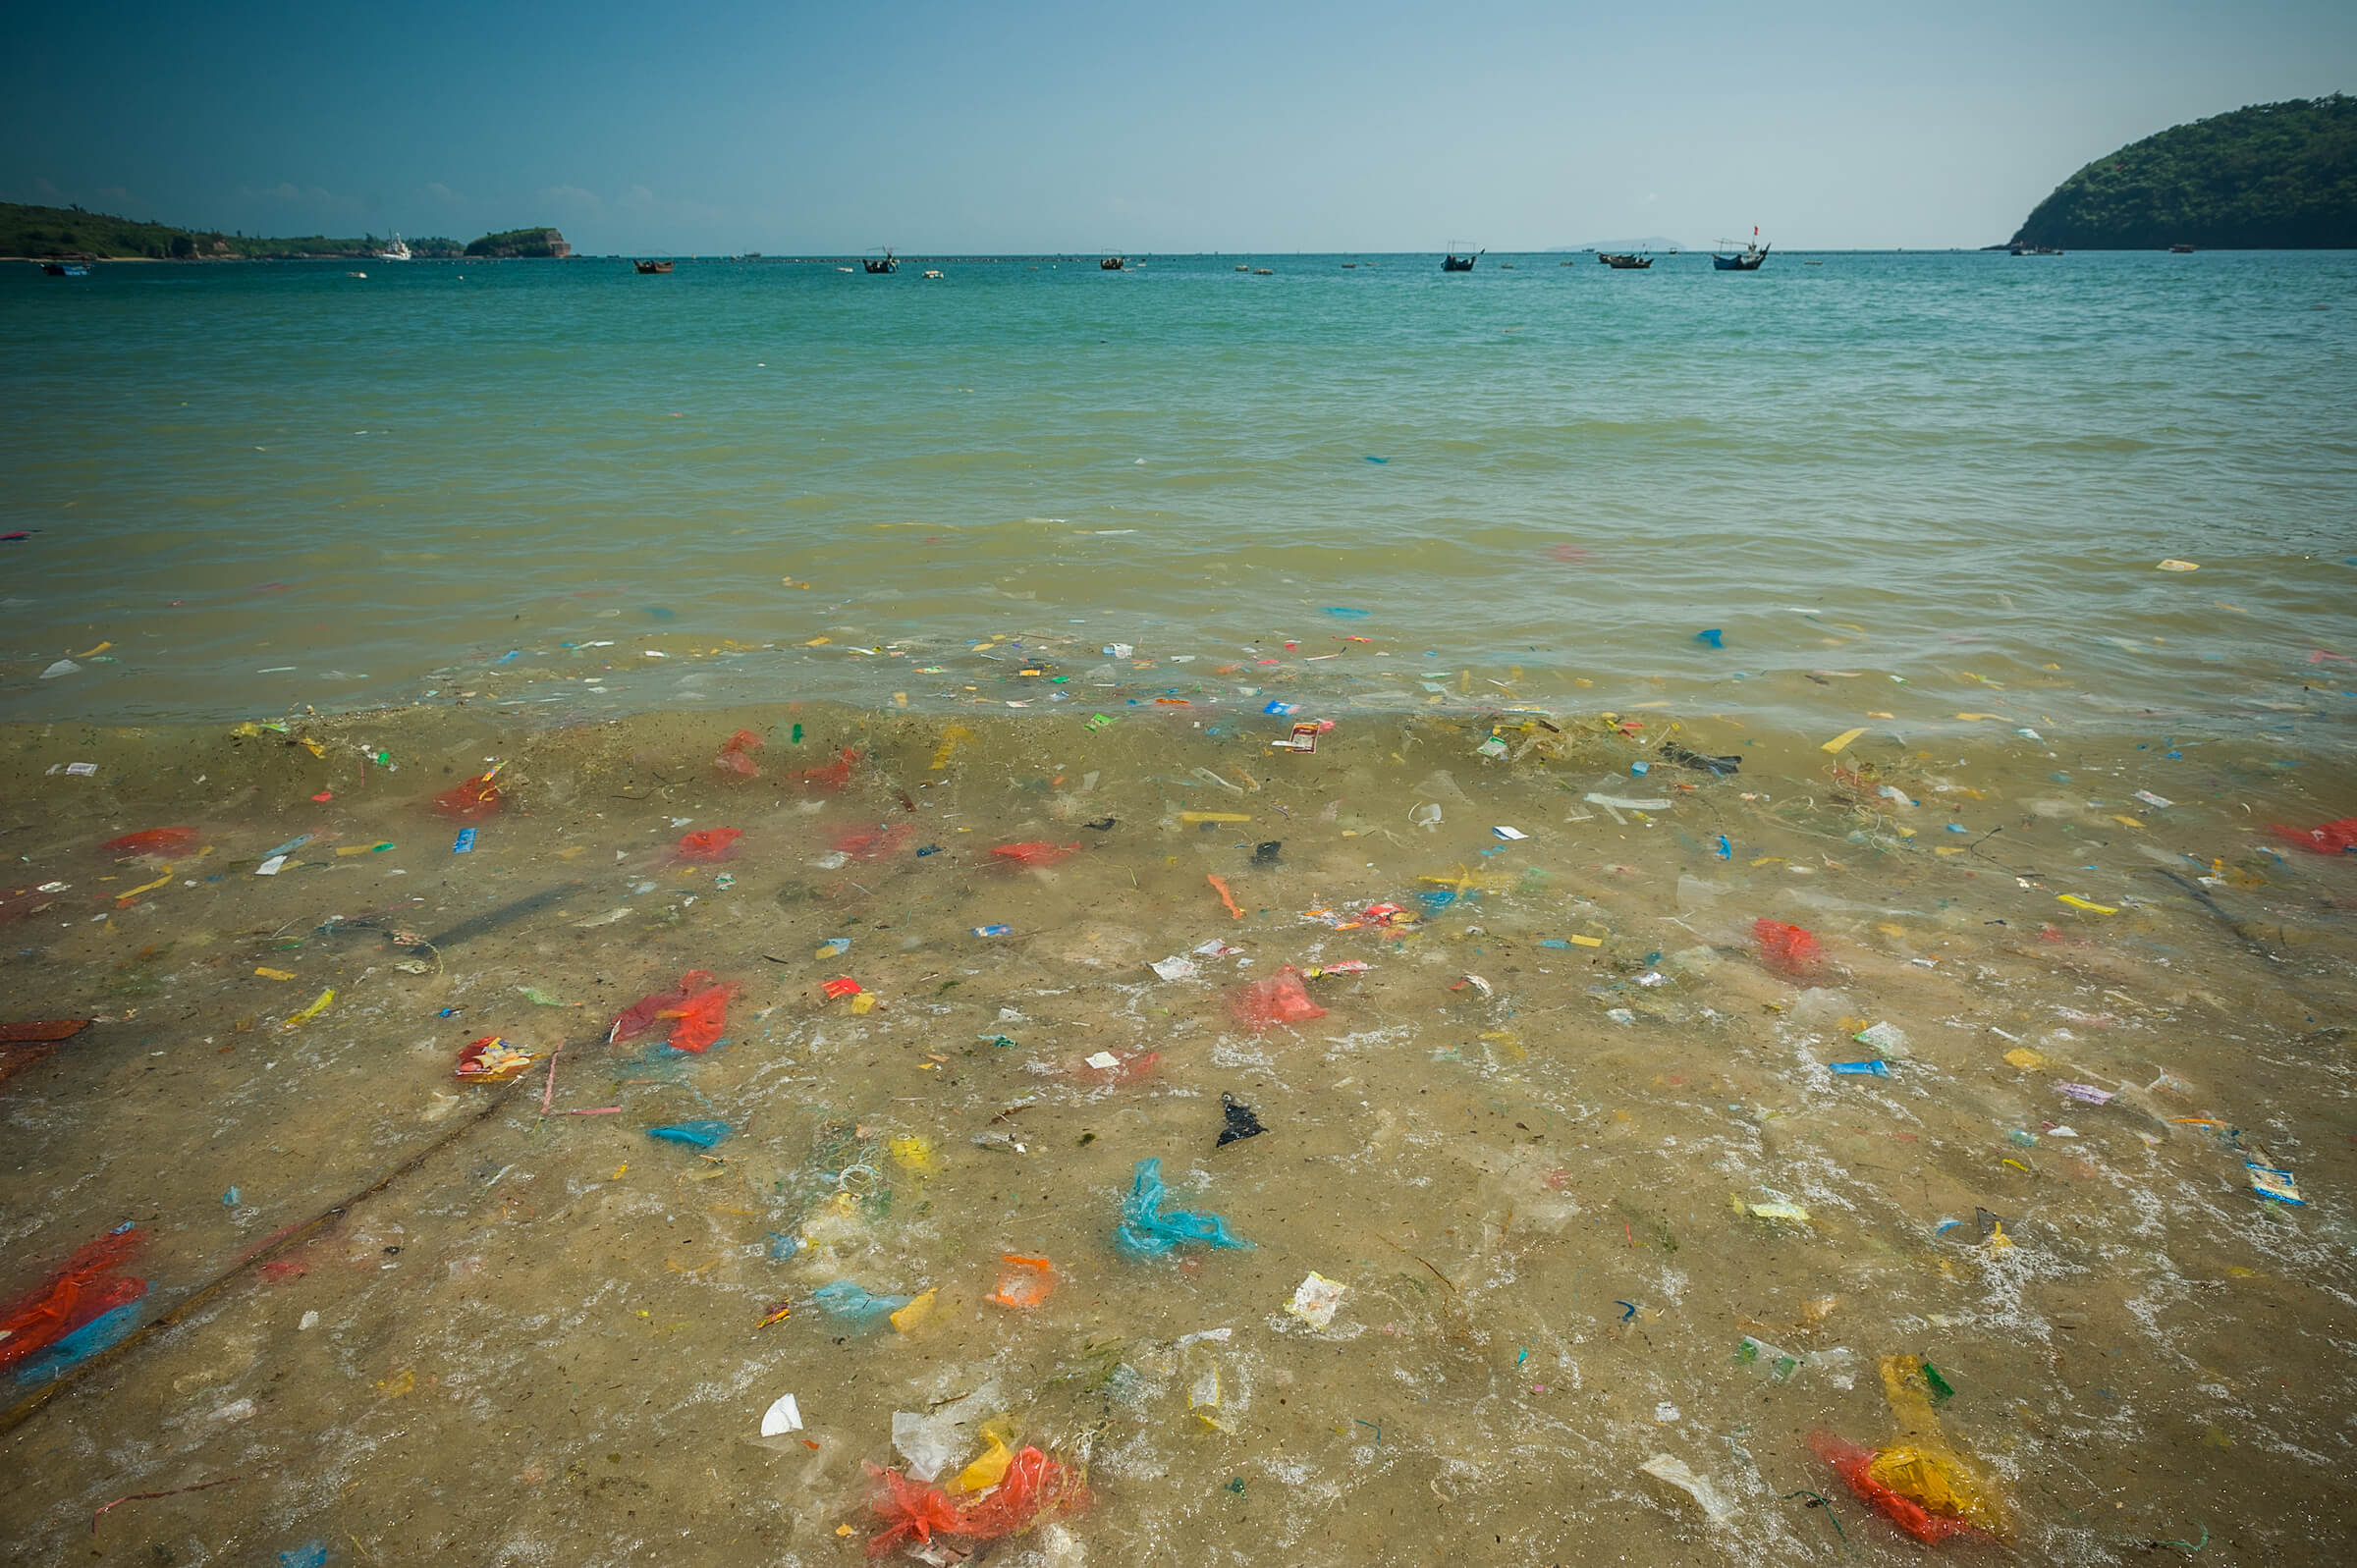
[[6, 1, 2350, 250]]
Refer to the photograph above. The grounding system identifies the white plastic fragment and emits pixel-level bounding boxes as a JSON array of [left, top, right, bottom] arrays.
[[1149, 956, 1198, 981], [1854, 1021, 1908, 1054], [39, 660, 81, 679], [1584, 792, 1672, 810], [65, 762, 97, 777], [760, 1392, 804, 1436], [1287, 1271, 1346, 1329], [1639, 1453, 1733, 1524], [2133, 789, 2172, 809], [255, 855, 288, 877], [1491, 825, 1528, 840], [1408, 803, 1443, 829], [1084, 1051, 1121, 1070]]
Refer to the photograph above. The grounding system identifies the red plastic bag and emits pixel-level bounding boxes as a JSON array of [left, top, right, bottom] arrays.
[[715, 729, 763, 781], [865, 1446, 1088, 1557], [993, 841, 1079, 867], [611, 969, 740, 1053], [0, 1225, 145, 1375], [1807, 1432, 1977, 1544], [433, 773, 503, 819], [792, 747, 859, 791], [2270, 817, 2357, 855], [1232, 964, 1328, 1029], [836, 824, 912, 860], [676, 828, 742, 862], [1754, 918, 1824, 977], [100, 827, 200, 858]]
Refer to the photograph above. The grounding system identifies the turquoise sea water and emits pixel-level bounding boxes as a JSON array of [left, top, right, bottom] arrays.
[[3, 250, 2353, 735]]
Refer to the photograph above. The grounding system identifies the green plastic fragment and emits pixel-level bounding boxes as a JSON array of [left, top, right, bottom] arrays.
[[1923, 1360, 1955, 1403], [518, 987, 567, 1006]]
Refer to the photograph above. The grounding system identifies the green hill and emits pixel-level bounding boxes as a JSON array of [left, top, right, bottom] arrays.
[[1, 201, 556, 261], [2011, 95, 2356, 249]]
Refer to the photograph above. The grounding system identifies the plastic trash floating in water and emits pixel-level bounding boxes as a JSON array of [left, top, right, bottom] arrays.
[[811, 1279, 912, 1329], [647, 1119, 733, 1149], [1115, 1157, 1251, 1259]]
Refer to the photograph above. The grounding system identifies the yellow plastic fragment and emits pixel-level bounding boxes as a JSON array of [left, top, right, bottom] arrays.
[[1568, 934, 1604, 947], [1820, 728, 1867, 753], [803, 636, 831, 646], [2056, 894, 2116, 914], [1179, 812, 1252, 824], [254, 966, 297, 981], [1954, 712, 2002, 721], [954, 1421, 1018, 1492], [283, 988, 335, 1029], [849, 992, 876, 1015], [2002, 1048, 2050, 1070], [887, 1135, 940, 1174], [889, 1289, 937, 1335], [2110, 815, 2144, 828]]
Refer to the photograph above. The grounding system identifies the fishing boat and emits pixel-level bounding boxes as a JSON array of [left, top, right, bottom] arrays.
[[1713, 231, 1770, 270], [633, 259, 674, 274], [2169, 243, 2196, 253], [1598, 252, 1652, 269], [41, 261, 90, 277], [864, 248, 899, 274], [1100, 255, 1125, 270], [1442, 244, 1480, 271], [379, 233, 412, 262]]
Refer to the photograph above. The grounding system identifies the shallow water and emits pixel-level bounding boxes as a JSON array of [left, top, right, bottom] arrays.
[[4, 250, 2355, 734], [2, 700, 2352, 1564]]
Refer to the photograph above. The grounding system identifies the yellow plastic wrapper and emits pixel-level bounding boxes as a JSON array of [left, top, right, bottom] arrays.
[[954, 1419, 1019, 1492], [888, 1288, 937, 1335], [887, 1135, 941, 1174]]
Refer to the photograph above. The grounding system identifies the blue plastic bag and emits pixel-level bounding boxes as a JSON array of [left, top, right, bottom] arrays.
[[810, 1279, 911, 1329], [279, 1544, 329, 1568], [647, 1119, 733, 1148], [1115, 1157, 1251, 1259]]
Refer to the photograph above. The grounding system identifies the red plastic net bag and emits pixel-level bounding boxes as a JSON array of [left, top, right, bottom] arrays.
[[676, 828, 742, 862], [714, 729, 763, 781], [793, 747, 859, 791], [612, 969, 740, 1053], [992, 841, 1079, 867], [433, 773, 504, 819], [865, 1446, 1088, 1557], [2270, 817, 2357, 855], [1754, 917, 1824, 978], [0, 1225, 146, 1376], [1807, 1432, 1978, 1545], [100, 827, 200, 858], [1231, 964, 1328, 1030]]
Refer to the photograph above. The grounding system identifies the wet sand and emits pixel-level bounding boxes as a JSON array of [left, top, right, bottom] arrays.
[[1, 698, 2352, 1565]]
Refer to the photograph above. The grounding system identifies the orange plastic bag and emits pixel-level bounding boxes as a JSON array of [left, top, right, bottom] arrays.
[[1232, 964, 1327, 1029], [836, 824, 912, 860], [792, 747, 859, 791], [433, 773, 503, 819], [611, 969, 740, 1053], [714, 729, 763, 781], [676, 828, 742, 862], [0, 1225, 146, 1376], [1754, 917, 1824, 977], [987, 1255, 1056, 1310]]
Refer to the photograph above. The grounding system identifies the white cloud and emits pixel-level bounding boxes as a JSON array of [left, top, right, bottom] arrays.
[[423, 181, 464, 205]]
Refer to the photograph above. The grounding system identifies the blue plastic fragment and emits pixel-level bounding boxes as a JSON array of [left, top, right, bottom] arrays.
[[1539, 938, 1569, 948], [1716, 835, 1731, 860], [12, 1299, 144, 1388], [1630, 761, 1650, 777], [1616, 1300, 1638, 1323], [1695, 628, 1725, 649], [1324, 607, 1371, 618], [222, 1187, 241, 1207], [766, 1231, 804, 1263], [1364, 456, 1388, 463], [452, 828, 476, 854], [279, 1542, 329, 1568], [1115, 1157, 1251, 1259], [1830, 1059, 1891, 1076], [810, 1279, 912, 1328], [647, 1119, 733, 1149], [261, 833, 314, 860], [1416, 888, 1457, 913]]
